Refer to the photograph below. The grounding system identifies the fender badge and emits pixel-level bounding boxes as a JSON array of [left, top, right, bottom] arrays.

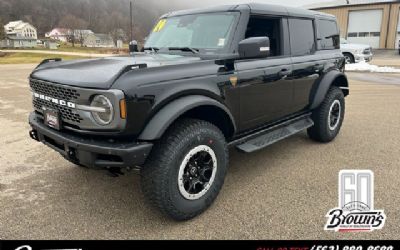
[[229, 76, 238, 87]]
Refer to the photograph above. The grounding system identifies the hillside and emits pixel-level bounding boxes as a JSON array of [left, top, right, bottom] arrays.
[[0, 0, 191, 42]]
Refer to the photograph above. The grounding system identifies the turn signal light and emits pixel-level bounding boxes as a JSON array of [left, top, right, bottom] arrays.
[[119, 99, 127, 119]]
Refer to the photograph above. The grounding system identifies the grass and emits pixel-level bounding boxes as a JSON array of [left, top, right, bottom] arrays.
[[57, 44, 113, 53], [0, 52, 90, 64]]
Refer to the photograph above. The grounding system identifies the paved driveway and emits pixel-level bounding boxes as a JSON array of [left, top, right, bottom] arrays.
[[0, 64, 399, 239]]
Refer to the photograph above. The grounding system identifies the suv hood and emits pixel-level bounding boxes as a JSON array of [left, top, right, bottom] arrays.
[[31, 53, 201, 89], [341, 43, 371, 51]]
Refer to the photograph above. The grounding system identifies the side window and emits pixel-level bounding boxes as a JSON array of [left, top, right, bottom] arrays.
[[245, 16, 282, 57], [317, 19, 340, 50], [288, 18, 315, 56]]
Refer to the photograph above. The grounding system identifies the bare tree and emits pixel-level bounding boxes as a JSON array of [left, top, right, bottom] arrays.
[[0, 17, 5, 40], [0, 0, 183, 42]]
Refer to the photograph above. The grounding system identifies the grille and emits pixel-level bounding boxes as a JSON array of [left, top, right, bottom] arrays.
[[30, 79, 80, 100], [363, 48, 371, 55], [33, 98, 82, 123], [30, 79, 83, 124]]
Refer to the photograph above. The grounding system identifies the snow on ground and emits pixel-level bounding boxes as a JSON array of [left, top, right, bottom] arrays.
[[345, 61, 400, 73]]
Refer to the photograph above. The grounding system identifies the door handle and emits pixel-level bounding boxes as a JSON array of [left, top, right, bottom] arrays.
[[313, 64, 324, 72], [278, 68, 292, 78]]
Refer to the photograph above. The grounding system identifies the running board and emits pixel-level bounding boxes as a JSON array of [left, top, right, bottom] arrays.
[[235, 116, 314, 153]]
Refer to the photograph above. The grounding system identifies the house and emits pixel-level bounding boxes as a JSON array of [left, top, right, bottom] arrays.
[[2, 20, 37, 48], [45, 28, 94, 42], [83, 33, 115, 48], [73, 29, 94, 40], [45, 28, 70, 42]]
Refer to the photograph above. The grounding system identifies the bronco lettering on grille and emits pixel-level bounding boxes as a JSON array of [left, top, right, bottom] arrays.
[[32, 92, 76, 108]]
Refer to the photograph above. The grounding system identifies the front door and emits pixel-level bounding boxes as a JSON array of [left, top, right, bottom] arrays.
[[236, 57, 293, 131]]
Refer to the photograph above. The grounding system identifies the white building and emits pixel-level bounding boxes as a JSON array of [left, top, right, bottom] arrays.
[[83, 33, 115, 48], [2, 20, 37, 48], [45, 28, 70, 42], [45, 28, 94, 42]]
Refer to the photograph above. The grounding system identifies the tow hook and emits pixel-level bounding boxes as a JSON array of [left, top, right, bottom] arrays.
[[67, 148, 78, 162], [106, 167, 125, 177], [29, 130, 39, 141]]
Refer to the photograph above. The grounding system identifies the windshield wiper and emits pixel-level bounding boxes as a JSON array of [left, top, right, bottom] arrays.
[[143, 47, 160, 53], [167, 47, 199, 54]]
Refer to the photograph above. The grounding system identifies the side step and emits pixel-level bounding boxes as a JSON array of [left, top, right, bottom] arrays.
[[235, 116, 314, 153]]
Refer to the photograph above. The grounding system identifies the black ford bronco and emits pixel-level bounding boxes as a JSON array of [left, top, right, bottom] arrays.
[[28, 3, 348, 220]]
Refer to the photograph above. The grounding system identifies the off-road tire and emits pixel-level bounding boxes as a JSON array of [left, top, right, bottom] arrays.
[[141, 118, 228, 220], [308, 86, 345, 142]]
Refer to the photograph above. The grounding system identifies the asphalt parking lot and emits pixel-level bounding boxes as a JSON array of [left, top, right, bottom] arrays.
[[0, 64, 399, 239]]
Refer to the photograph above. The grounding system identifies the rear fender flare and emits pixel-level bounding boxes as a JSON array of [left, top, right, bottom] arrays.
[[310, 70, 348, 110]]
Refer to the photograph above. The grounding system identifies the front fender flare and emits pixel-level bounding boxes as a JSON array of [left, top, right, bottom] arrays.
[[138, 95, 236, 141], [310, 70, 348, 110]]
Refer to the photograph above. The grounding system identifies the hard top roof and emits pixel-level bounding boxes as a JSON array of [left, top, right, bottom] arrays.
[[164, 3, 335, 19]]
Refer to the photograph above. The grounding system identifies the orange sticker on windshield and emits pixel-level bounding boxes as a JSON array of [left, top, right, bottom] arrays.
[[153, 19, 167, 32]]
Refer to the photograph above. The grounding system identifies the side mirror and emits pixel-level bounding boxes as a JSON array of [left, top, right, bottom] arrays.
[[238, 37, 270, 59], [129, 40, 138, 53]]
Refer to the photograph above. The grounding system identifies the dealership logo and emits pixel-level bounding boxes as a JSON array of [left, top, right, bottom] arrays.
[[325, 170, 386, 232], [32, 92, 76, 108]]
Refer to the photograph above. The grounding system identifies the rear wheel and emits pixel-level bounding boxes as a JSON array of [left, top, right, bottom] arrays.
[[141, 119, 228, 220], [308, 86, 345, 142]]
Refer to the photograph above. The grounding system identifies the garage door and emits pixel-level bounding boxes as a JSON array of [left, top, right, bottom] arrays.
[[347, 9, 382, 48]]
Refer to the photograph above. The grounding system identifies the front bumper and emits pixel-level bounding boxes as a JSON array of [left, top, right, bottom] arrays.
[[29, 112, 153, 168], [354, 53, 373, 63]]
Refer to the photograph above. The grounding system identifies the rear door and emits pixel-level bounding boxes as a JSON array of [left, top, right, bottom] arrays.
[[288, 18, 324, 113]]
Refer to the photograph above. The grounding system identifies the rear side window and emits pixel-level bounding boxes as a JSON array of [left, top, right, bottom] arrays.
[[288, 18, 315, 56], [317, 19, 340, 50]]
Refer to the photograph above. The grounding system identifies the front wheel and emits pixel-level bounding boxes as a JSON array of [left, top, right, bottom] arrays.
[[343, 53, 355, 64], [141, 119, 228, 220], [308, 86, 345, 142]]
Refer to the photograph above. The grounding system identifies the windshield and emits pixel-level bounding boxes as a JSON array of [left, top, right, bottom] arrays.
[[144, 12, 239, 51]]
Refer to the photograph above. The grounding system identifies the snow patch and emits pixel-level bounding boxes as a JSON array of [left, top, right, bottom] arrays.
[[345, 61, 400, 73]]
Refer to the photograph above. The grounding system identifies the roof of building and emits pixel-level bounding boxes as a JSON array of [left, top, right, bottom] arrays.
[[305, 0, 396, 10], [165, 3, 335, 19], [88, 33, 113, 40], [4, 20, 36, 31], [46, 28, 94, 36]]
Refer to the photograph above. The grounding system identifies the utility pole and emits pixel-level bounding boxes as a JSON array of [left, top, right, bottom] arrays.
[[130, 1, 133, 41]]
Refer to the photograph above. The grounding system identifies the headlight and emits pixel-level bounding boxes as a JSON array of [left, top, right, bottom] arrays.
[[90, 95, 114, 125]]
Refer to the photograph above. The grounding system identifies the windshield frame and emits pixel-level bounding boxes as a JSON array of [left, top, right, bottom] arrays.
[[144, 11, 241, 56]]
